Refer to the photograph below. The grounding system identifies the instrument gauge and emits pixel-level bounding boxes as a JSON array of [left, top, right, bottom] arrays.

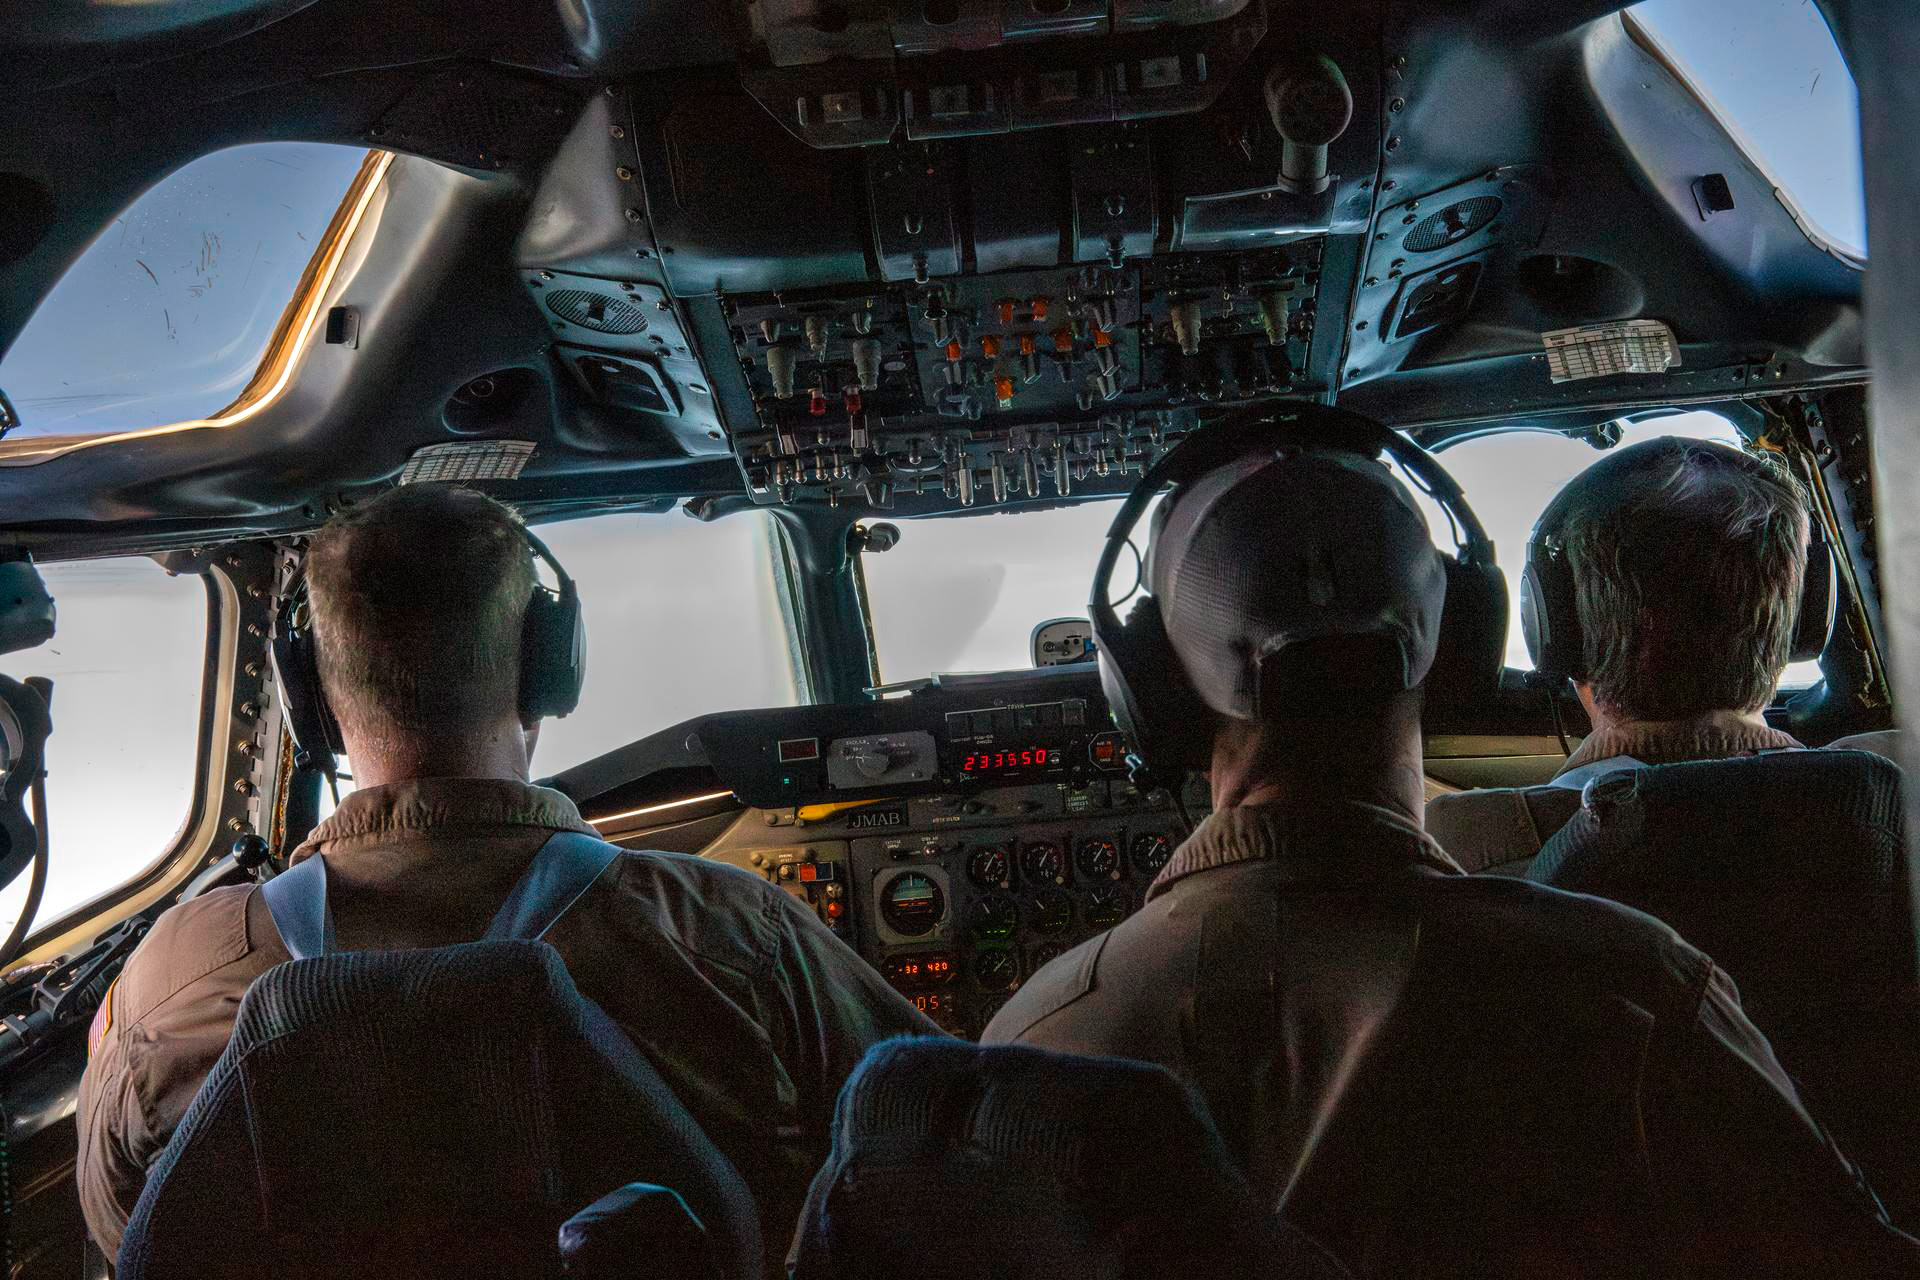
[[1130, 832, 1174, 878], [1020, 840, 1068, 886], [1076, 836, 1121, 881], [971, 892, 1019, 942], [1027, 888, 1073, 936], [1084, 884, 1130, 929], [967, 844, 1012, 890], [975, 948, 1020, 992], [879, 871, 946, 938]]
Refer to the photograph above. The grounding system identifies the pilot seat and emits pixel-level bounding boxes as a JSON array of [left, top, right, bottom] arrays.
[[116, 939, 762, 1280], [1528, 749, 1920, 1227], [789, 1036, 1350, 1280]]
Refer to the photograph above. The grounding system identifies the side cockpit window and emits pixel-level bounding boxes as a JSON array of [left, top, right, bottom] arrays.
[[0, 142, 374, 462], [0, 558, 209, 942]]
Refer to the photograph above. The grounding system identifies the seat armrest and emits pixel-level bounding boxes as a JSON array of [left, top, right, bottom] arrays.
[[559, 1182, 715, 1279]]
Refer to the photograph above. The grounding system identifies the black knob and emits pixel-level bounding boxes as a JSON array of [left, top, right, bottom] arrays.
[[1264, 54, 1352, 195], [231, 833, 270, 872]]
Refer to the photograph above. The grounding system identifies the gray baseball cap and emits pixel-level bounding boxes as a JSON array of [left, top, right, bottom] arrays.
[[1144, 447, 1448, 721]]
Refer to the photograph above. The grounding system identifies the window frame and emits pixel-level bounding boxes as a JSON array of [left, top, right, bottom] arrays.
[[9, 556, 234, 967]]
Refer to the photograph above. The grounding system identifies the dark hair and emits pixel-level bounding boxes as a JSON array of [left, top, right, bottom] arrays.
[[1564, 438, 1808, 720], [306, 485, 536, 739]]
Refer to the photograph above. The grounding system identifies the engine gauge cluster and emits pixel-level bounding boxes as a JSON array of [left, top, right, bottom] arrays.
[[848, 799, 1178, 1037]]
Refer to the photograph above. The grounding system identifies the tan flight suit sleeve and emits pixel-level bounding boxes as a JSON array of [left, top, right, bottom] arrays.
[[74, 886, 277, 1259], [1643, 962, 1920, 1275], [761, 887, 948, 1133]]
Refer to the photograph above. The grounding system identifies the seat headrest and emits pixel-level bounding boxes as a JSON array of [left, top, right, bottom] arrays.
[[791, 1037, 1348, 1280], [1532, 749, 1906, 894]]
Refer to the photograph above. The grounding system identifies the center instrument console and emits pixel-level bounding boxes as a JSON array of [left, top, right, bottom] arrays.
[[560, 664, 1193, 1037]]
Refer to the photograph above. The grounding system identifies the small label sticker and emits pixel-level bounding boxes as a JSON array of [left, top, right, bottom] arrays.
[[399, 439, 537, 484], [1541, 319, 1679, 384], [847, 805, 909, 830]]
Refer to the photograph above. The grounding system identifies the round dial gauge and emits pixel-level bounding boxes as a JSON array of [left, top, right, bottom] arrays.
[[975, 948, 1020, 992], [1021, 840, 1068, 886], [879, 872, 946, 938], [1131, 832, 1174, 877], [1084, 884, 1130, 929], [1029, 940, 1070, 973], [967, 844, 1012, 889], [971, 893, 1019, 942], [1076, 837, 1121, 881], [1028, 889, 1073, 936]]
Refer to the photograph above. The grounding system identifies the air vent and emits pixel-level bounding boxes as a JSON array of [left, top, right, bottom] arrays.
[[545, 288, 650, 335], [1403, 195, 1502, 253]]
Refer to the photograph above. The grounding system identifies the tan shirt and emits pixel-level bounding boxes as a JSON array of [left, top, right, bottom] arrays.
[[1426, 710, 1803, 873], [984, 804, 1916, 1276], [77, 778, 939, 1259]]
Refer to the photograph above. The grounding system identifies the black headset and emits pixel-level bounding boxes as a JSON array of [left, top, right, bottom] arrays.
[[270, 525, 585, 776], [0, 673, 50, 895], [1089, 401, 1506, 789], [1520, 438, 1838, 683]]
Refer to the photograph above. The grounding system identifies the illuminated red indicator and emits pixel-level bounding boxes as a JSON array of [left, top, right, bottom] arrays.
[[798, 864, 818, 882], [825, 900, 845, 920], [844, 388, 863, 414], [1092, 329, 1113, 348], [1092, 740, 1117, 763], [1030, 296, 1051, 321], [996, 300, 1016, 326], [808, 388, 827, 416], [1018, 333, 1037, 356], [1052, 327, 1074, 353], [777, 738, 820, 762], [945, 340, 964, 362], [980, 335, 1002, 358]]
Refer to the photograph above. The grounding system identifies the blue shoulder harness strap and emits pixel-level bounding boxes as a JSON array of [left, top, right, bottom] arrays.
[[261, 830, 624, 962], [1548, 754, 1648, 793]]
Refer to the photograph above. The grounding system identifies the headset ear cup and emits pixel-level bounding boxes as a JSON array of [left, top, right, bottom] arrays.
[[1789, 537, 1837, 665], [1094, 597, 1210, 779], [1520, 538, 1583, 682], [1427, 555, 1509, 716], [268, 588, 343, 773], [518, 583, 586, 724]]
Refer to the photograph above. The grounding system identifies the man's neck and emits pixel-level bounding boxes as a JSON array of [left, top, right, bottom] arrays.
[[343, 719, 533, 790], [1206, 697, 1428, 827]]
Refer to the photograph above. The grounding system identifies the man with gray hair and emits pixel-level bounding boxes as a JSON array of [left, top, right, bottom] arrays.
[[77, 484, 939, 1258], [1427, 436, 1815, 870]]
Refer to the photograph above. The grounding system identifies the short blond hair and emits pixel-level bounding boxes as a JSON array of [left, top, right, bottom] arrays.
[[305, 485, 535, 737]]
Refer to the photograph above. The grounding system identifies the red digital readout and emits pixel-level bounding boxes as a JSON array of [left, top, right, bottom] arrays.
[[959, 748, 1061, 774], [912, 993, 950, 1015]]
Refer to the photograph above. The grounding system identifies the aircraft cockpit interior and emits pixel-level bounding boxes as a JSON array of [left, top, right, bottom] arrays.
[[1, 0, 1917, 1275]]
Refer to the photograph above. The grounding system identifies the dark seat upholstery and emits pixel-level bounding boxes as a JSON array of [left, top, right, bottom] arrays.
[[789, 1036, 1350, 1280], [1529, 749, 1920, 1226], [118, 939, 761, 1280]]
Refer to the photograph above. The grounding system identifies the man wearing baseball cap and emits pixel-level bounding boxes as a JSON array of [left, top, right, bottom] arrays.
[[983, 443, 1914, 1276]]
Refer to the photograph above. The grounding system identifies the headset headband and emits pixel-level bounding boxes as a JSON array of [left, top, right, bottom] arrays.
[[1090, 402, 1492, 629]]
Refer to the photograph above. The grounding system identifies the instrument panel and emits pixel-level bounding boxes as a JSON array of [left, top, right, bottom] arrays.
[[713, 778, 1181, 1038], [574, 664, 1190, 1038]]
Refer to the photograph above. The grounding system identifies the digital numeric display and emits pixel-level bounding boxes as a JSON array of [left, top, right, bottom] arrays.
[[959, 747, 1062, 777]]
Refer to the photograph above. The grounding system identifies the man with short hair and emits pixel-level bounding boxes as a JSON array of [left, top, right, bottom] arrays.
[[1427, 437, 1811, 870], [983, 441, 1914, 1275], [78, 484, 938, 1257]]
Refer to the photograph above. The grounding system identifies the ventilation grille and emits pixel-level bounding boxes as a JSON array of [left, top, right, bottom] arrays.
[[1403, 195, 1502, 253], [545, 289, 650, 336]]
